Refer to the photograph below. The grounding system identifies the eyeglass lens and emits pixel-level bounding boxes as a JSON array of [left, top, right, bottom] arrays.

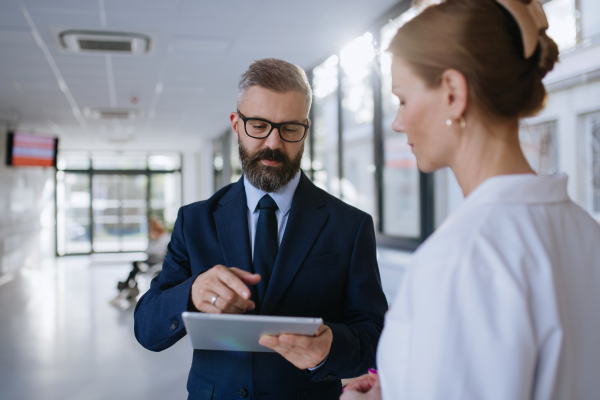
[[245, 119, 306, 142]]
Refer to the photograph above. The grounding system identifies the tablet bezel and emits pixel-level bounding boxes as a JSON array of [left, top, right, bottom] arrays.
[[181, 312, 323, 353]]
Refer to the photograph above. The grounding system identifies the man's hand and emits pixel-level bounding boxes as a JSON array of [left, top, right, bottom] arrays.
[[190, 265, 260, 314], [259, 323, 333, 370]]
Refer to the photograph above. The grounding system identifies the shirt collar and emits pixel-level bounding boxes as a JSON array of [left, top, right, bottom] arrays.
[[462, 173, 570, 209], [244, 171, 301, 216]]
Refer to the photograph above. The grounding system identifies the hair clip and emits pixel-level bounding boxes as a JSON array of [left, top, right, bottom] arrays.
[[495, 0, 549, 58]]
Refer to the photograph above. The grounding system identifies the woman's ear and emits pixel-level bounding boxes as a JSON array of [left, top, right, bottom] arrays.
[[440, 69, 468, 120]]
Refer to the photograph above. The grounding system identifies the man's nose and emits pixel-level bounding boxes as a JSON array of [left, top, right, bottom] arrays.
[[264, 127, 284, 149]]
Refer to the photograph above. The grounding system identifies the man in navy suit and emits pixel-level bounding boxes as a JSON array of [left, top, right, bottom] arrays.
[[134, 58, 388, 400]]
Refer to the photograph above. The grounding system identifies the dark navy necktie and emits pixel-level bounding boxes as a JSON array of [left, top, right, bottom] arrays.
[[253, 194, 279, 310]]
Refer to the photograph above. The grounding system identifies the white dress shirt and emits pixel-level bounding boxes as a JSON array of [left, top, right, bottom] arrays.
[[244, 172, 301, 260], [243, 172, 326, 370], [378, 173, 600, 400]]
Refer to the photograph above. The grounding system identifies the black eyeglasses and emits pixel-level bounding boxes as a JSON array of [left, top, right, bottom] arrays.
[[237, 111, 309, 143]]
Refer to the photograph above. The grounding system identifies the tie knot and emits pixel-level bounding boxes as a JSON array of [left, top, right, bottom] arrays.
[[258, 195, 278, 211]]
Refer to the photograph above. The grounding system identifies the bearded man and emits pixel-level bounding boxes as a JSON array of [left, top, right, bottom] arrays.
[[134, 58, 387, 400]]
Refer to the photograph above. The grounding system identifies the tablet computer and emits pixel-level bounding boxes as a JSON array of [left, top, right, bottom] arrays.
[[181, 312, 323, 353]]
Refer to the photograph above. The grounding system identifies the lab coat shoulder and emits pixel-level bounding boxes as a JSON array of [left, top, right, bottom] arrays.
[[386, 202, 540, 400], [407, 200, 557, 303], [407, 202, 530, 297]]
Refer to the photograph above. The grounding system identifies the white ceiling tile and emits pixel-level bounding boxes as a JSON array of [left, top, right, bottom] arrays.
[[0, 3, 30, 28], [172, 36, 231, 55], [103, 0, 181, 19], [0, 28, 38, 47], [178, 0, 258, 22], [25, 0, 100, 13]]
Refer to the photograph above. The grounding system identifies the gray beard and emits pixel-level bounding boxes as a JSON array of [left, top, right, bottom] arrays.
[[238, 140, 304, 193]]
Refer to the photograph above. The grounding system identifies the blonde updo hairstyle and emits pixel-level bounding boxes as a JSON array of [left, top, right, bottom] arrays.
[[388, 0, 559, 119]]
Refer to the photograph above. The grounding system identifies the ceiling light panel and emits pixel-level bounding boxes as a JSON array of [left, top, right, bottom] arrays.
[[59, 30, 151, 54]]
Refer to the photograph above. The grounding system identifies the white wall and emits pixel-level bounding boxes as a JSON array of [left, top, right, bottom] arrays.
[[525, 42, 600, 213], [0, 126, 55, 276], [581, 0, 600, 40]]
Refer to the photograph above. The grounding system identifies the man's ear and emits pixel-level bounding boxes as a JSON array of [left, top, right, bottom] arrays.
[[230, 112, 240, 140], [440, 69, 468, 120]]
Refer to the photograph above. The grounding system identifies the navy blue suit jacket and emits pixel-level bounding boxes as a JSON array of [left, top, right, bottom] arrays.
[[134, 172, 388, 400]]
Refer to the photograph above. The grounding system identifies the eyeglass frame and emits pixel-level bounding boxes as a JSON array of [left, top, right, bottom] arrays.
[[236, 110, 310, 143]]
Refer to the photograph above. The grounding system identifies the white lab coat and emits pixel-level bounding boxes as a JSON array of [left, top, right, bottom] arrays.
[[377, 173, 600, 400]]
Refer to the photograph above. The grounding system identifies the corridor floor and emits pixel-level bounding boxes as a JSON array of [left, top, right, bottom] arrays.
[[0, 254, 191, 400]]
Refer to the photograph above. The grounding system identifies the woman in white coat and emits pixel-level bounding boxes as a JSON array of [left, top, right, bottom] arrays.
[[342, 0, 600, 399]]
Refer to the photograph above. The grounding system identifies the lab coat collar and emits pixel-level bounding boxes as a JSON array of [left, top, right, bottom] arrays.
[[463, 173, 570, 208], [244, 171, 301, 216]]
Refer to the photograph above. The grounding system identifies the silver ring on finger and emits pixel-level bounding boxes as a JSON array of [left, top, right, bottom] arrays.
[[211, 295, 218, 306]]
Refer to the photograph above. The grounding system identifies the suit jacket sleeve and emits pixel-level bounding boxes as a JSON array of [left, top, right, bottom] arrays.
[[134, 206, 197, 351], [308, 213, 388, 381]]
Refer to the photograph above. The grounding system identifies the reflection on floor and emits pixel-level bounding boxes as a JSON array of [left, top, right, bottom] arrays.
[[0, 254, 191, 400]]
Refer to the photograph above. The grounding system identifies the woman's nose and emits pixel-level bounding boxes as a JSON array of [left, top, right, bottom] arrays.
[[392, 112, 405, 133]]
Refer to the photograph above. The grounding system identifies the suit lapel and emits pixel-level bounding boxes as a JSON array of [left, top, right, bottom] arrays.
[[260, 173, 328, 316], [213, 178, 253, 276]]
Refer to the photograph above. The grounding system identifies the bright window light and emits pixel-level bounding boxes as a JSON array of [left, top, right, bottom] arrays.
[[544, 0, 577, 51], [313, 55, 338, 99], [340, 32, 375, 85]]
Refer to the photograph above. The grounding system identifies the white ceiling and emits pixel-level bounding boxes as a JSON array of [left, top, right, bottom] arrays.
[[0, 0, 403, 150]]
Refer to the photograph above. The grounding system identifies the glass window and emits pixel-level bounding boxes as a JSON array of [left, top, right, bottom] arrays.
[[592, 115, 600, 213], [580, 0, 600, 42], [213, 135, 225, 191], [340, 32, 376, 216], [592, 115, 600, 214], [301, 128, 312, 176], [92, 174, 149, 252], [56, 151, 90, 170], [230, 129, 243, 184], [312, 55, 340, 196], [520, 120, 559, 175], [544, 0, 577, 51], [56, 172, 91, 255], [56, 151, 182, 255], [91, 151, 148, 170], [379, 10, 421, 238], [150, 172, 181, 231], [148, 152, 181, 170], [582, 111, 600, 218]]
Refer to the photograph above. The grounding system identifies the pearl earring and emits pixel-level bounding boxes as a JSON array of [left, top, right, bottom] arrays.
[[459, 116, 466, 128], [446, 119, 452, 127]]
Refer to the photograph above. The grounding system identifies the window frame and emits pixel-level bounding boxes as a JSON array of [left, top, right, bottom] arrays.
[[309, 0, 436, 251], [55, 151, 183, 256]]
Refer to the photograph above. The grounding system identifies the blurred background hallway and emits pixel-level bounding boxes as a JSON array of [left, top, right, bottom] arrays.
[[1, 0, 599, 398]]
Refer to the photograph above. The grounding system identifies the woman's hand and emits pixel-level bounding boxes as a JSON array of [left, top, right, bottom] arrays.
[[340, 369, 382, 400]]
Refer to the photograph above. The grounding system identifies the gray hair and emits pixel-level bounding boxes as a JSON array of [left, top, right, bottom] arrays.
[[237, 58, 313, 112]]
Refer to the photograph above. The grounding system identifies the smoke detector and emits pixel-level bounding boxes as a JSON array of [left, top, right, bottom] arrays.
[[84, 107, 143, 121], [59, 30, 151, 54]]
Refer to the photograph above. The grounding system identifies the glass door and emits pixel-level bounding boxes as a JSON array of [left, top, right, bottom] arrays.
[[56, 172, 92, 255], [92, 174, 148, 252]]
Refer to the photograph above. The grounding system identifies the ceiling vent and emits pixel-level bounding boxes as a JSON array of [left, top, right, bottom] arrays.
[[59, 30, 150, 54], [84, 107, 142, 121]]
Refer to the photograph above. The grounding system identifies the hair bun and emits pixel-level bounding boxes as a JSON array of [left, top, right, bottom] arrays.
[[536, 31, 559, 77]]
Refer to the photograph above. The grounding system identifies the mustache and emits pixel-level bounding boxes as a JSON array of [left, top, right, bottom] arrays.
[[238, 140, 303, 193], [249, 147, 288, 164]]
